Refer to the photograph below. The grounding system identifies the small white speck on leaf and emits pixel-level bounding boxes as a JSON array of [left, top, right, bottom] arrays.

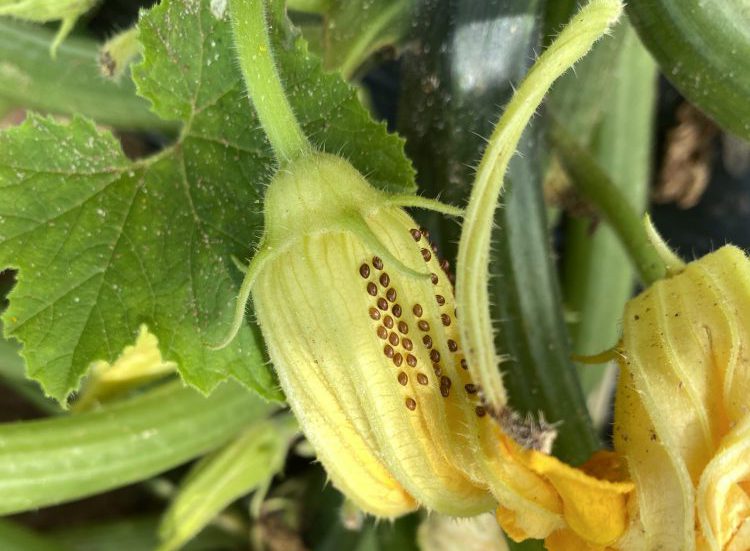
[[210, 0, 227, 19]]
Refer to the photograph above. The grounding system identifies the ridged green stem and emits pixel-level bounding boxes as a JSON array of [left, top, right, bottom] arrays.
[[456, 0, 624, 411], [229, 0, 311, 163], [0, 381, 273, 515]]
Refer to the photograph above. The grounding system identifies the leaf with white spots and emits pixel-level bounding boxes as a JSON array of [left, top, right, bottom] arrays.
[[0, 0, 414, 402]]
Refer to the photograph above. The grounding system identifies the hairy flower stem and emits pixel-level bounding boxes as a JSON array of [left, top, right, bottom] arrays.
[[456, 0, 624, 412], [229, 0, 311, 164]]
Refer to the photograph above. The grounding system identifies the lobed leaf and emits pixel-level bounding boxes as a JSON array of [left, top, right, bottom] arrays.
[[0, 0, 415, 402]]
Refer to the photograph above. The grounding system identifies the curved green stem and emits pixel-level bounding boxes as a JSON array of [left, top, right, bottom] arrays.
[[549, 119, 667, 286], [455, 0, 624, 412], [229, 0, 311, 164], [643, 213, 685, 276]]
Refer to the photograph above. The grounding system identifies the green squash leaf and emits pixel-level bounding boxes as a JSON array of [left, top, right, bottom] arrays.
[[0, 0, 415, 403]]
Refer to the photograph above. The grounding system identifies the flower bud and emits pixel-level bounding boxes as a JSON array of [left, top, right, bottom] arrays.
[[219, 152, 633, 544], [223, 152, 494, 516]]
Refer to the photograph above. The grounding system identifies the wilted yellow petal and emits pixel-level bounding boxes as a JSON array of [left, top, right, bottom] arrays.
[[251, 153, 492, 516], [495, 502, 561, 543], [490, 436, 635, 546], [489, 432, 565, 541], [525, 450, 632, 546]]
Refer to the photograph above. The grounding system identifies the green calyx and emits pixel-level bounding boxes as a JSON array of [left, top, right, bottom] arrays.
[[262, 153, 385, 247], [264, 152, 463, 247], [213, 151, 460, 350]]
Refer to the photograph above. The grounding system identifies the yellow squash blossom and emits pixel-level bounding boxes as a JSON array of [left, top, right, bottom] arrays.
[[495, 245, 750, 550], [217, 0, 645, 545], [213, 0, 634, 546], [218, 0, 750, 538], [216, 150, 634, 547], [614, 245, 750, 551]]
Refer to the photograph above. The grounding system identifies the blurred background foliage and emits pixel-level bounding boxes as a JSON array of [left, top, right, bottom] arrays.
[[1, 0, 748, 549]]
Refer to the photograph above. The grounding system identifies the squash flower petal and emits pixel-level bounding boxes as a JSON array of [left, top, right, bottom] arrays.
[[493, 446, 633, 549], [614, 245, 750, 550]]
